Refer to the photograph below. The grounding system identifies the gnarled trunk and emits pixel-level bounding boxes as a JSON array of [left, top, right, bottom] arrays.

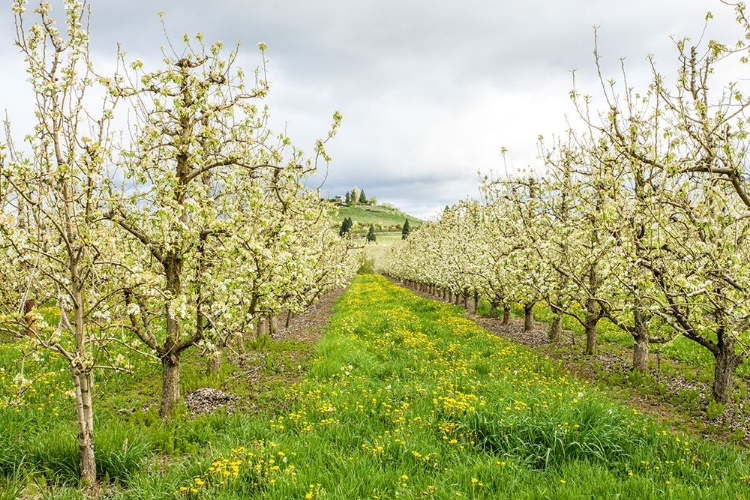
[[473, 291, 479, 314], [502, 306, 510, 326]]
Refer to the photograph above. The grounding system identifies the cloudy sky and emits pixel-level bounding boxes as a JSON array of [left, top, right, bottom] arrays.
[[0, 1, 743, 218]]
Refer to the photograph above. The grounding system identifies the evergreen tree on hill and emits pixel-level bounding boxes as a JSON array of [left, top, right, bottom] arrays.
[[339, 217, 353, 237], [366, 224, 377, 243], [359, 190, 367, 204], [402, 219, 411, 239]]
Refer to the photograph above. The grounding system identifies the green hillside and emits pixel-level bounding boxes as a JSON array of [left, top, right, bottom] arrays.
[[334, 203, 423, 231]]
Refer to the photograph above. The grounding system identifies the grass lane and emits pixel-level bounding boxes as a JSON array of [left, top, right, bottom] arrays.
[[168, 274, 750, 499]]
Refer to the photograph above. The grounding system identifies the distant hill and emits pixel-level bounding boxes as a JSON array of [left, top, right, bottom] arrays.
[[334, 203, 422, 231]]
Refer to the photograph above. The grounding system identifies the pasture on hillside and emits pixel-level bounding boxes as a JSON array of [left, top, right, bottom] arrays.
[[335, 204, 422, 230]]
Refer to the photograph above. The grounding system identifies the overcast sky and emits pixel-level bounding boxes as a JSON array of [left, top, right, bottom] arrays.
[[0, 1, 743, 218]]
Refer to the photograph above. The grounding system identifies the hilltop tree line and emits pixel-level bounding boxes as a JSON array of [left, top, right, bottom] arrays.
[[0, 0, 356, 483], [383, 4, 750, 408], [343, 186, 372, 205]]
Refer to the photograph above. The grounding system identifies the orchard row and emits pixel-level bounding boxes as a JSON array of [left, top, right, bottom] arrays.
[[383, 4, 750, 410], [0, 0, 355, 484]]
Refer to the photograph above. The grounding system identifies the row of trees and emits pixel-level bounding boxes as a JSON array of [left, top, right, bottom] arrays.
[[339, 217, 377, 242], [0, 0, 355, 483], [383, 4, 750, 407]]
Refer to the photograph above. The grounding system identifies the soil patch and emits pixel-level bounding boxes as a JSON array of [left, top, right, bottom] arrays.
[[272, 286, 346, 344]]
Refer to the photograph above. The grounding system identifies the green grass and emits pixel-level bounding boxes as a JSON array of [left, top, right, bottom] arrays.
[[335, 203, 422, 230], [2, 275, 749, 498], [174, 276, 750, 499], [473, 297, 750, 428]]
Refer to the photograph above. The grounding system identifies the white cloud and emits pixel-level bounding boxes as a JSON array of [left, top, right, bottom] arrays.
[[0, 0, 743, 218]]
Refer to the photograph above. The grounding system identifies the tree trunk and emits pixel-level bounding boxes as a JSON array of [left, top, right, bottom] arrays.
[[24, 299, 36, 336], [712, 342, 741, 403], [632, 309, 649, 372], [70, 274, 96, 483], [236, 334, 246, 356], [549, 311, 562, 343], [286, 310, 293, 328], [160, 353, 180, 419], [473, 291, 479, 314], [207, 348, 222, 375], [73, 369, 96, 484], [632, 334, 649, 372], [582, 297, 600, 355], [585, 321, 597, 355], [523, 303, 534, 332], [502, 306, 510, 326], [162, 254, 185, 419], [490, 302, 498, 319], [462, 289, 469, 309], [268, 314, 277, 336]]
